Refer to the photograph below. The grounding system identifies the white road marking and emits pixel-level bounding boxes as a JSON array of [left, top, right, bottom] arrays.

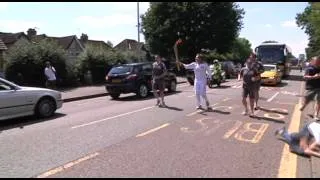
[[188, 95, 196, 98], [71, 106, 155, 129], [136, 123, 170, 137], [267, 92, 280, 102], [36, 152, 99, 178]]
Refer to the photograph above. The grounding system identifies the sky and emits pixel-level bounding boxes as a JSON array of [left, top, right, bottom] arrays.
[[0, 2, 309, 57]]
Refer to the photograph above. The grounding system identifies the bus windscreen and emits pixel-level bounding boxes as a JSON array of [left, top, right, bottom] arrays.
[[257, 46, 285, 64]]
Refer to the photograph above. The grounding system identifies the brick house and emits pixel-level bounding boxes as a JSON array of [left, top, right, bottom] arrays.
[[27, 28, 85, 67], [114, 39, 147, 61]]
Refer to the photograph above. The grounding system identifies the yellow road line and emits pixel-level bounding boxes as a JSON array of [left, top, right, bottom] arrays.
[[277, 82, 304, 178], [36, 152, 99, 178], [136, 123, 170, 137]]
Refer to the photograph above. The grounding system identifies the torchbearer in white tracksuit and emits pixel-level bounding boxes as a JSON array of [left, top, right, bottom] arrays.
[[178, 53, 212, 110]]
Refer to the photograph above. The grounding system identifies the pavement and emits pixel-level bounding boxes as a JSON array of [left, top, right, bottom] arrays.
[[61, 76, 187, 102]]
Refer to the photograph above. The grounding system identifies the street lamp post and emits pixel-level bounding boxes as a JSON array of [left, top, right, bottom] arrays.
[[137, 2, 140, 43]]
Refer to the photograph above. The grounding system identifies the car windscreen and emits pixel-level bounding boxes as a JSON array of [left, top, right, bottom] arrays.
[[257, 46, 285, 64], [263, 66, 276, 71], [109, 66, 133, 75]]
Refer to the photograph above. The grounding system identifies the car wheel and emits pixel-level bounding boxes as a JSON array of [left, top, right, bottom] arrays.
[[168, 80, 177, 92], [35, 98, 56, 118], [137, 84, 149, 98], [187, 78, 194, 86], [110, 93, 120, 99]]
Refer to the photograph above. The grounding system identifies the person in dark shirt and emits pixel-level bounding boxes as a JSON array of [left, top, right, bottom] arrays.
[[152, 55, 167, 107], [300, 56, 320, 121], [251, 53, 265, 110], [238, 58, 259, 117]]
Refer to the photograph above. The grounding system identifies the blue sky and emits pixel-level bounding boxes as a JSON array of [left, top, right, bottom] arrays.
[[0, 2, 309, 57]]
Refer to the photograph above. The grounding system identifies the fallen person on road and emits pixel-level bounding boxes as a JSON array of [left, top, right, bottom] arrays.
[[275, 121, 320, 158]]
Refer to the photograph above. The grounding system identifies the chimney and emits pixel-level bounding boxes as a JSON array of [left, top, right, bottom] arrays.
[[80, 33, 88, 43], [27, 28, 37, 38]]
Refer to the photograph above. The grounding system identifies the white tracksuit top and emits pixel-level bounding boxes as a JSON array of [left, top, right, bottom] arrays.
[[183, 62, 211, 83]]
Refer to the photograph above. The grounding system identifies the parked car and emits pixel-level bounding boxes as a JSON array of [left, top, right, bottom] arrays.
[[105, 62, 177, 99], [222, 61, 237, 78], [261, 64, 282, 85], [0, 77, 63, 121]]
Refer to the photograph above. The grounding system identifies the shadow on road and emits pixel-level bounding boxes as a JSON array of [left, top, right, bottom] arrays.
[[113, 91, 182, 101], [0, 113, 66, 133], [258, 107, 289, 115], [252, 115, 285, 124], [162, 105, 183, 111], [262, 82, 288, 88], [211, 85, 232, 89]]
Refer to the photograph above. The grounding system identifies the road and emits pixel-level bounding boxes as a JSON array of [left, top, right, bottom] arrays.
[[0, 70, 312, 178]]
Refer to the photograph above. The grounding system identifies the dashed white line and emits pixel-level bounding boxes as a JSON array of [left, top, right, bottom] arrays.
[[36, 152, 99, 178], [136, 123, 170, 137], [267, 92, 280, 102], [71, 106, 155, 129]]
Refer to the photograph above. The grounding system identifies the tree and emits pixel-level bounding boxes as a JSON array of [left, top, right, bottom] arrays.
[[5, 39, 70, 87], [296, 2, 320, 59], [76, 45, 119, 83], [141, 2, 244, 62], [231, 37, 252, 63]]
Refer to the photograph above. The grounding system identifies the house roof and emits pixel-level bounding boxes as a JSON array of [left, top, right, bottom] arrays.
[[31, 35, 83, 50], [0, 32, 29, 48], [114, 39, 144, 51], [82, 39, 112, 49], [0, 39, 7, 50]]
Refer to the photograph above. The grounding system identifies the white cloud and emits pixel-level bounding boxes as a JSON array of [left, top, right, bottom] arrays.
[[281, 20, 296, 28], [75, 14, 137, 29], [0, 19, 44, 33], [287, 39, 308, 56], [265, 24, 272, 28], [0, 2, 8, 11], [79, 2, 150, 14]]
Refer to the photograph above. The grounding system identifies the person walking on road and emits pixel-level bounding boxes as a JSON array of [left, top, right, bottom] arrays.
[[152, 55, 167, 107], [300, 56, 320, 121], [238, 58, 259, 117], [177, 53, 212, 110], [275, 121, 320, 158], [251, 53, 265, 110], [44, 61, 57, 89]]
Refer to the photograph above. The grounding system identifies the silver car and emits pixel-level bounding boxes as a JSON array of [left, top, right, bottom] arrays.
[[0, 77, 63, 120]]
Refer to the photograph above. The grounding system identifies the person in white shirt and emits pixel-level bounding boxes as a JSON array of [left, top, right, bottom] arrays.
[[44, 61, 57, 89], [178, 53, 212, 110]]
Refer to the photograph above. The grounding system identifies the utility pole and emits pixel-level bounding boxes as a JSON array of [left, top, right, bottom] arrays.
[[137, 2, 140, 43]]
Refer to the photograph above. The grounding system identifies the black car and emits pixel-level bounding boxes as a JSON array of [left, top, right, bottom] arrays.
[[105, 62, 177, 99]]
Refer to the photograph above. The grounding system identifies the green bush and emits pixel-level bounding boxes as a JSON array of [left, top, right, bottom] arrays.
[[4, 39, 72, 87]]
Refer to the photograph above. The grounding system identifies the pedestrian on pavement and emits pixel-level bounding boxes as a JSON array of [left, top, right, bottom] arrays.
[[178, 53, 212, 110], [275, 121, 320, 158], [238, 58, 259, 117], [152, 55, 167, 107], [251, 53, 265, 110], [44, 61, 57, 89], [300, 56, 320, 121]]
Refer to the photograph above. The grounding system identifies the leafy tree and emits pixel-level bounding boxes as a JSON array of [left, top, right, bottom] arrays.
[[5, 39, 70, 87], [141, 2, 244, 62], [76, 45, 118, 83], [296, 2, 320, 59], [230, 37, 252, 63]]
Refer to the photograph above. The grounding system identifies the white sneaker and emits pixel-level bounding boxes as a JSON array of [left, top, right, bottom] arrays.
[[241, 111, 248, 116], [196, 106, 203, 110]]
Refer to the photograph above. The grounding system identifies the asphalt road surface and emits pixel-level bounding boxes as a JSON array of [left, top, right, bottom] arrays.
[[0, 70, 311, 178]]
